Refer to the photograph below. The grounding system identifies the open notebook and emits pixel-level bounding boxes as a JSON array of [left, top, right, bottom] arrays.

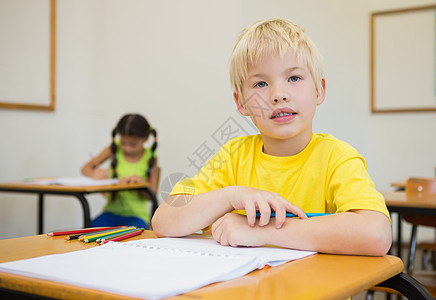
[[0, 237, 316, 299]]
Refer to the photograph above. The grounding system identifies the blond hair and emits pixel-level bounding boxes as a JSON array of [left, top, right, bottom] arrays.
[[229, 18, 325, 98]]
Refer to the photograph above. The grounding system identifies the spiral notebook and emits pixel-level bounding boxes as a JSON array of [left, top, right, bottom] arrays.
[[0, 237, 316, 299]]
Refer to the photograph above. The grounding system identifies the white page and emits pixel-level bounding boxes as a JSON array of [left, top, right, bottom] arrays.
[[0, 237, 316, 299], [24, 177, 119, 186], [127, 237, 316, 266]]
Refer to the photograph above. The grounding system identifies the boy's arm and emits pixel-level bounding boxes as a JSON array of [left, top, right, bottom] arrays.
[[152, 190, 232, 237], [152, 186, 306, 238], [211, 210, 392, 256]]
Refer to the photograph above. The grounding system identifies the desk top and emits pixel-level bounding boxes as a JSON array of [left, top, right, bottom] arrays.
[[383, 191, 436, 209], [0, 181, 150, 193], [0, 231, 403, 300]]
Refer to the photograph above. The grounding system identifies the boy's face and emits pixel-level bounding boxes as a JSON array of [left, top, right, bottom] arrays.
[[234, 51, 325, 145]]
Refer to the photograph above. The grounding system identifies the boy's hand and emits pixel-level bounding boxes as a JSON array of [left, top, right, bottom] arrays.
[[225, 186, 306, 229], [119, 176, 145, 184], [212, 213, 265, 247]]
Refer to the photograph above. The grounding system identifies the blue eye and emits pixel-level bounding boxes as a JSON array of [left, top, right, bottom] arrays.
[[289, 76, 301, 82], [254, 81, 267, 88]]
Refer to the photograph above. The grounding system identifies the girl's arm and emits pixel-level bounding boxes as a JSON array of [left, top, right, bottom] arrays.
[[81, 146, 111, 179], [151, 186, 306, 238], [211, 210, 392, 256]]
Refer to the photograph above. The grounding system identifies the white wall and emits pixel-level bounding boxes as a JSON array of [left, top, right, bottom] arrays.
[[0, 0, 435, 240]]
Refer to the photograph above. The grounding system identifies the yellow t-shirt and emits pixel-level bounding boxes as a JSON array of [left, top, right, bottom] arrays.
[[170, 133, 390, 220]]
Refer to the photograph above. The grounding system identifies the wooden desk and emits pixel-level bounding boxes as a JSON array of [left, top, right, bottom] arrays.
[[0, 182, 158, 234], [0, 231, 429, 300], [383, 191, 436, 258], [383, 191, 436, 214]]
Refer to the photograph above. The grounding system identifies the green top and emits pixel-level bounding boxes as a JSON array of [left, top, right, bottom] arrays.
[[104, 141, 153, 223]]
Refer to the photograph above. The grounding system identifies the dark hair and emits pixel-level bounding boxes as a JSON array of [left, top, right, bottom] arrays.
[[110, 114, 157, 201]]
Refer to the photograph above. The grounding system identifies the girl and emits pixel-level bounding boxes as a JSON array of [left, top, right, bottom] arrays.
[[81, 114, 158, 229]]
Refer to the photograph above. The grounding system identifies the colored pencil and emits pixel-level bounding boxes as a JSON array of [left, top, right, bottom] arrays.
[[83, 227, 136, 243], [64, 233, 82, 241], [96, 228, 140, 243], [255, 212, 332, 218], [78, 226, 132, 240], [81, 227, 136, 243], [69, 227, 130, 241], [99, 228, 144, 245], [47, 226, 125, 236]]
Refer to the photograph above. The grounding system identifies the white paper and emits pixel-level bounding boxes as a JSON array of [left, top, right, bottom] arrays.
[[24, 177, 119, 186], [0, 237, 316, 299]]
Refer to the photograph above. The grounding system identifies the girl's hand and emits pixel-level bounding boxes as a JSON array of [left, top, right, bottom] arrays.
[[91, 168, 109, 180], [119, 176, 145, 184], [212, 213, 264, 247], [225, 186, 306, 229]]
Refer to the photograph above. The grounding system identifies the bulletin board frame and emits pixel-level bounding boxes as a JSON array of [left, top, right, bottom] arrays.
[[370, 5, 436, 113], [0, 0, 56, 111]]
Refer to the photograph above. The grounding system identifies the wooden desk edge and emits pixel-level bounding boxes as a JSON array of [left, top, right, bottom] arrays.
[[0, 232, 404, 300], [0, 256, 403, 300], [0, 182, 151, 193]]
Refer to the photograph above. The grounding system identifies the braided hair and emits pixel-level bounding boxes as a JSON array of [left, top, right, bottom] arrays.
[[110, 114, 157, 201]]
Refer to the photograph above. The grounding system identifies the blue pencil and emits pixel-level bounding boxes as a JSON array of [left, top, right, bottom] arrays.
[[255, 212, 332, 218]]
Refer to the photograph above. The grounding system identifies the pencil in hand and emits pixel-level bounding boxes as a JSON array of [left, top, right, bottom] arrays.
[[254, 212, 332, 218]]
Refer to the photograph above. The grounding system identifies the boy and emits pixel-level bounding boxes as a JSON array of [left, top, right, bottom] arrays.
[[152, 18, 392, 256]]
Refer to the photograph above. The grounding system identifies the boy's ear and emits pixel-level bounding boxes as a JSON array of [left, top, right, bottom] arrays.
[[233, 92, 250, 116], [316, 78, 326, 106]]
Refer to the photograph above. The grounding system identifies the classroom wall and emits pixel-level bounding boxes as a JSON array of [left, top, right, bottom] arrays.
[[0, 0, 435, 239]]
